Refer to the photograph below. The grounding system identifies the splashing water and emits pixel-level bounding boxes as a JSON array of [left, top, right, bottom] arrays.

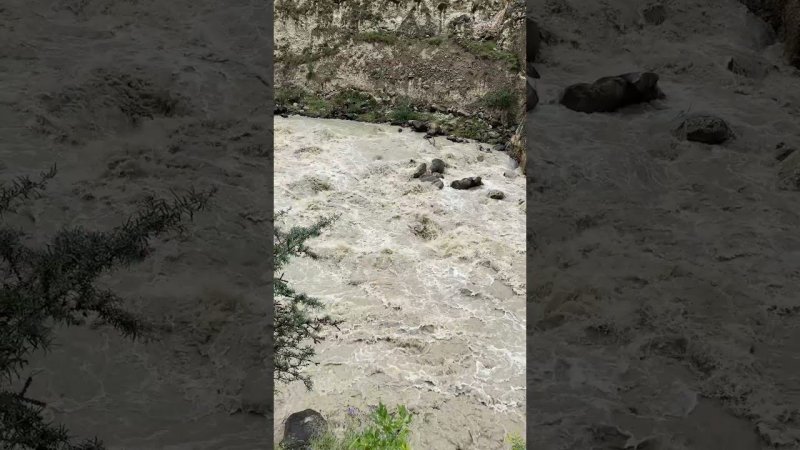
[[274, 116, 525, 448]]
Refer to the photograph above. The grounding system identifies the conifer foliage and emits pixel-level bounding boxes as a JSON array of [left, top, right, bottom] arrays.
[[0, 166, 214, 449], [273, 211, 342, 390]]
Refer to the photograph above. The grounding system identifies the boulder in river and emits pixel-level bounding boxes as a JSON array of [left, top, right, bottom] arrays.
[[451, 176, 483, 190], [527, 77, 539, 111], [412, 163, 427, 178], [677, 115, 733, 144], [560, 72, 664, 113], [281, 409, 328, 449], [488, 189, 505, 199], [430, 158, 445, 174]]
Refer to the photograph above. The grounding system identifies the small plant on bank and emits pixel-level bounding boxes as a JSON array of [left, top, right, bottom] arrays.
[[330, 89, 379, 118], [0, 166, 214, 449], [273, 211, 343, 390], [483, 88, 518, 112], [305, 402, 414, 450], [482, 88, 520, 127], [354, 31, 399, 45], [506, 432, 525, 450], [388, 98, 419, 123]]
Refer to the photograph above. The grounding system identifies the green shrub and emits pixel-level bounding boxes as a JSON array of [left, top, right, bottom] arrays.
[[354, 31, 399, 45], [388, 99, 419, 123], [306, 402, 414, 450], [0, 166, 214, 449], [274, 212, 342, 389], [275, 85, 307, 106], [329, 89, 378, 117], [507, 433, 525, 450], [483, 88, 518, 112]]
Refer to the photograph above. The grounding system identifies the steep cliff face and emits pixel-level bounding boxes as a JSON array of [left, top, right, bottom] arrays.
[[275, 0, 526, 151]]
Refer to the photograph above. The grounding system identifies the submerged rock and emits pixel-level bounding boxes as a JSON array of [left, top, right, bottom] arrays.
[[488, 189, 505, 199]]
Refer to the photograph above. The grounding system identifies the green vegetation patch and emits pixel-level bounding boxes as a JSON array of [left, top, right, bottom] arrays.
[[298, 403, 413, 450], [354, 31, 399, 45], [482, 88, 519, 112], [457, 38, 521, 72]]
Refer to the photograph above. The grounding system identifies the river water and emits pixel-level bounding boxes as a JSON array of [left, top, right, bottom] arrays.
[[273, 116, 525, 449]]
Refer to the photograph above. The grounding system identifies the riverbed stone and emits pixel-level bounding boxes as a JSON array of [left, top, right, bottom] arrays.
[[281, 409, 328, 449]]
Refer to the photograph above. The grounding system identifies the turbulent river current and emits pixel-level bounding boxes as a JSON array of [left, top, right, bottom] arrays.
[[274, 116, 526, 449]]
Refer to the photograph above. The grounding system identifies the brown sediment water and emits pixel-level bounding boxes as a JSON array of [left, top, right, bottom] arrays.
[[274, 116, 526, 449]]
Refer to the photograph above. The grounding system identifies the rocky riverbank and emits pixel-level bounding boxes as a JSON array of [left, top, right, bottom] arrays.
[[274, 0, 527, 162]]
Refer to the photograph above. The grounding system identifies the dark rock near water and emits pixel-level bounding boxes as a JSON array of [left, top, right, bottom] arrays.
[[527, 62, 540, 79], [527, 77, 539, 111], [409, 120, 428, 132], [420, 173, 443, 182], [281, 409, 328, 450], [419, 173, 444, 189], [488, 189, 505, 199], [493, 143, 506, 152], [412, 163, 426, 178], [560, 72, 664, 113], [430, 158, 445, 174], [451, 177, 482, 190], [725, 54, 773, 78], [447, 136, 467, 143], [527, 17, 541, 63], [677, 115, 733, 144]]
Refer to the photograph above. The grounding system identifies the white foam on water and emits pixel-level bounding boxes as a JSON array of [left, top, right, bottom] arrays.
[[274, 116, 525, 446]]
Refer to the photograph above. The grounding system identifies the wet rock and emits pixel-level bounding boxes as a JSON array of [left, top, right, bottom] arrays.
[[677, 115, 733, 144], [493, 143, 506, 152], [451, 176, 482, 190], [447, 136, 467, 143], [430, 158, 445, 174], [527, 76, 539, 111], [527, 62, 541, 79], [726, 54, 773, 78], [398, 128, 403, 132], [420, 173, 444, 183], [409, 120, 428, 132], [412, 163, 426, 178], [281, 409, 328, 450], [641, 4, 667, 25], [431, 179, 444, 189], [560, 72, 664, 113], [488, 189, 505, 199]]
